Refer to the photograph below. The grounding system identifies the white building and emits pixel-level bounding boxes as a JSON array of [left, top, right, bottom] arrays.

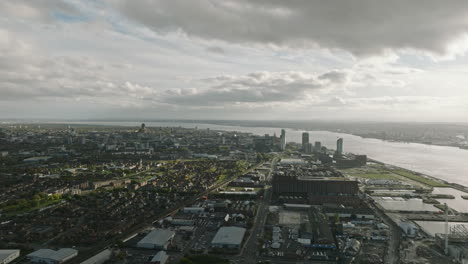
[[211, 226, 246, 249], [149, 251, 168, 264], [279, 158, 306, 165], [399, 221, 418, 237], [137, 229, 175, 250], [27, 248, 78, 264], [0, 249, 20, 264]]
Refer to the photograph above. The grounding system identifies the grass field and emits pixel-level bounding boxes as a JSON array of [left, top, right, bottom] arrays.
[[3, 199, 63, 218], [392, 169, 448, 187], [351, 173, 400, 180], [342, 163, 450, 188], [433, 203, 453, 212]]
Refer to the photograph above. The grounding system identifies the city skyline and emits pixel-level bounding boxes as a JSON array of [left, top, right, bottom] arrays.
[[1, 1, 468, 121]]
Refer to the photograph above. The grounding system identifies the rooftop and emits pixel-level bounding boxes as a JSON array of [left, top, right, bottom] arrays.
[[151, 251, 168, 263], [80, 249, 112, 264], [211, 226, 246, 245], [0, 249, 20, 262], [138, 229, 175, 246], [27, 248, 78, 261]]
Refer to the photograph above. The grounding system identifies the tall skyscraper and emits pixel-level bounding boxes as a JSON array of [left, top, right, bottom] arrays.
[[302, 132, 309, 150], [336, 138, 343, 155], [314, 141, 322, 151], [280, 129, 286, 150], [304, 142, 313, 153]]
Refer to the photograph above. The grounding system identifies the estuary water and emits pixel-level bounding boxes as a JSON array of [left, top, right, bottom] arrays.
[[67, 121, 468, 187]]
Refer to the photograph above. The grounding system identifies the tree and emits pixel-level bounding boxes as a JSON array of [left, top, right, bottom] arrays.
[[179, 258, 194, 264], [116, 251, 126, 260], [334, 213, 340, 224]]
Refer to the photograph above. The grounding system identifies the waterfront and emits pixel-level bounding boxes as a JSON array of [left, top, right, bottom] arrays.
[[415, 221, 468, 237], [432, 187, 468, 213], [62, 121, 468, 187], [374, 197, 440, 212]]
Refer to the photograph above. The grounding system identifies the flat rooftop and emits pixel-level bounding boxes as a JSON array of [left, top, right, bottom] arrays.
[[27, 248, 78, 261], [212, 226, 246, 245], [138, 229, 175, 246]]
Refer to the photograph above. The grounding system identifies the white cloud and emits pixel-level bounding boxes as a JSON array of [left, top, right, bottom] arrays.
[[164, 70, 348, 106], [0, 29, 156, 103], [0, 1, 467, 121], [110, 0, 468, 56], [0, 0, 78, 22]]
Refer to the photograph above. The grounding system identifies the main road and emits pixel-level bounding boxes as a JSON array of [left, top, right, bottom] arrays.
[[238, 157, 277, 264], [365, 198, 402, 264]]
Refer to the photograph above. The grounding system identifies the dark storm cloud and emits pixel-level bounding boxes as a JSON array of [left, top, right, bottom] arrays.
[[164, 70, 347, 106], [110, 0, 468, 55]]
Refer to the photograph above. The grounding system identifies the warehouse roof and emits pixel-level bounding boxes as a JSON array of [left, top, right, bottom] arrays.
[[150, 251, 168, 263], [138, 229, 175, 246], [27, 248, 77, 261], [211, 226, 246, 245], [80, 249, 112, 264], [0, 249, 20, 262]]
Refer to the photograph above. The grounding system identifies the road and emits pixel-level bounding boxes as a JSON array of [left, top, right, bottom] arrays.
[[238, 157, 277, 263], [366, 199, 402, 264]]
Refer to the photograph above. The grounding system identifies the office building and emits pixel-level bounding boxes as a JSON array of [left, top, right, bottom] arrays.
[[336, 138, 343, 155], [280, 129, 286, 150], [302, 132, 309, 150], [304, 142, 313, 153], [314, 141, 321, 151]]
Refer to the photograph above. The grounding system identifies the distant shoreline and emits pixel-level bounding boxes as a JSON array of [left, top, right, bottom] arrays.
[[368, 158, 468, 192], [2, 120, 467, 150], [349, 133, 468, 151], [2, 120, 468, 188]]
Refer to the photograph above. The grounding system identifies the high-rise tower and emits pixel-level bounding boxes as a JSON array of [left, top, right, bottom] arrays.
[[302, 132, 309, 151], [280, 129, 286, 150], [336, 138, 343, 155]]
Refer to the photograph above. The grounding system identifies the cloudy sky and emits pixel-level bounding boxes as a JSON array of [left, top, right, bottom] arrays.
[[1, 0, 468, 121]]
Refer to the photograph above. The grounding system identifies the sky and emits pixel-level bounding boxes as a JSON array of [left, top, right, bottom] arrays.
[[1, 0, 468, 122]]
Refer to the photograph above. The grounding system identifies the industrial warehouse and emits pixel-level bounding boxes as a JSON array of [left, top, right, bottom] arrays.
[[211, 226, 247, 249], [137, 229, 175, 250], [273, 175, 358, 196], [0, 249, 20, 264], [26, 248, 78, 264], [272, 159, 359, 198]]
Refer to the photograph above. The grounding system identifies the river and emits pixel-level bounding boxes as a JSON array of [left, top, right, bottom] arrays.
[[65, 121, 468, 187]]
